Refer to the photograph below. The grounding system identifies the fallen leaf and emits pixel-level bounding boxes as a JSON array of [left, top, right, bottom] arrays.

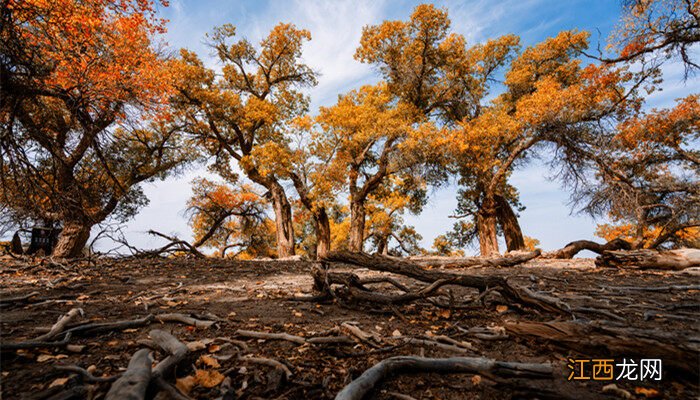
[[198, 355, 221, 368], [195, 369, 225, 388], [49, 378, 68, 388], [122, 328, 138, 333], [471, 375, 482, 386], [391, 329, 402, 337], [635, 387, 660, 398], [292, 311, 303, 317], [37, 354, 55, 362], [176, 375, 196, 394], [496, 305, 508, 313], [438, 309, 451, 319], [208, 344, 221, 353], [187, 341, 206, 351]]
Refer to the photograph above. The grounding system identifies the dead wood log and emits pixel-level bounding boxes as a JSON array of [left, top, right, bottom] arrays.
[[321, 251, 570, 314], [596, 248, 700, 270], [542, 238, 631, 259], [335, 356, 552, 400], [106, 348, 152, 400], [505, 320, 699, 379], [406, 250, 541, 267]]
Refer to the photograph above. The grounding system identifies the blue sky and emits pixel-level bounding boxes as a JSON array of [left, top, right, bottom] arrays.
[[111, 0, 698, 255]]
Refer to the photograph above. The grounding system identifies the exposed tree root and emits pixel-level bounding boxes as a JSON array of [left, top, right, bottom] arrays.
[[319, 251, 571, 315], [335, 356, 552, 400], [542, 239, 631, 259]]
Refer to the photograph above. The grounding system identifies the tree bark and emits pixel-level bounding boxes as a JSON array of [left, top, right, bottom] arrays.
[[268, 183, 295, 258], [52, 221, 91, 258], [495, 195, 525, 252], [315, 207, 331, 259], [348, 199, 366, 252], [476, 196, 499, 256]]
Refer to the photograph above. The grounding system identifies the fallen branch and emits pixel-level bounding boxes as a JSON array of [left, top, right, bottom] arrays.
[[0, 332, 73, 351], [235, 329, 307, 345], [56, 364, 119, 383], [35, 308, 83, 342], [150, 329, 188, 379], [62, 314, 155, 337], [0, 291, 40, 307], [106, 349, 152, 400], [335, 356, 552, 400], [156, 313, 216, 329], [240, 355, 293, 380]]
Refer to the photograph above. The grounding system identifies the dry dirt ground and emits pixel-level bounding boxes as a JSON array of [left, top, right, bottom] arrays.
[[0, 256, 698, 399]]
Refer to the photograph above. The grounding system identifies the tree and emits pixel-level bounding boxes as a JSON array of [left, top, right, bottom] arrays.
[[0, 0, 193, 257], [565, 95, 699, 250], [316, 83, 428, 252], [171, 23, 317, 257], [365, 175, 426, 255], [605, 0, 700, 74]]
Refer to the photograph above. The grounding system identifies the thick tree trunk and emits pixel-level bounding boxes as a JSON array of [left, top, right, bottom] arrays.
[[348, 200, 366, 252], [269, 184, 295, 258], [315, 208, 331, 259], [476, 196, 499, 256], [52, 221, 91, 258], [495, 195, 525, 252]]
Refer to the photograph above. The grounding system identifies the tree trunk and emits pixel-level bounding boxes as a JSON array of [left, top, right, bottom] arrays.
[[315, 208, 331, 259], [52, 221, 92, 258], [495, 195, 525, 252], [348, 199, 366, 252], [476, 196, 499, 256], [269, 184, 295, 258]]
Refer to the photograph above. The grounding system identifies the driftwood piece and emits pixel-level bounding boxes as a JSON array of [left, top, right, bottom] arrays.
[[406, 250, 541, 267], [596, 248, 700, 270], [321, 251, 570, 314], [106, 348, 152, 400], [542, 239, 631, 259], [335, 356, 552, 400]]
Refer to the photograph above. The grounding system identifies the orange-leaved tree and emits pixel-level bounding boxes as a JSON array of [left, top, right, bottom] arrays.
[[315, 83, 432, 252], [186, 178, 275, 258], [171, 23, 317, 258], [0, 0, 194, 257]]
